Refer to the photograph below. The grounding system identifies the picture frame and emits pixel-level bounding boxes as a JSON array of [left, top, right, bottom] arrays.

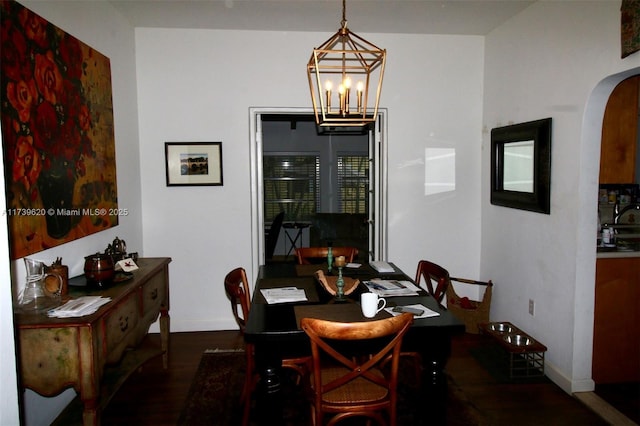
[[165, 142, 223, 186], [491, 118, 552, 214]]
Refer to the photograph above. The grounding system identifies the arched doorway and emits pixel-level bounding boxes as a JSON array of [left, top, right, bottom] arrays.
[[592, 75, 639, 385], [577, 66, 640, 401]]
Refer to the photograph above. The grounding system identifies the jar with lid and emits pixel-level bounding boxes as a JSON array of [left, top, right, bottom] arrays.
[[84, 252, 115, 287]]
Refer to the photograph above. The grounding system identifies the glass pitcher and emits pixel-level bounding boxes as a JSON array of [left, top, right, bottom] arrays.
[[19, 258, 63, 312]]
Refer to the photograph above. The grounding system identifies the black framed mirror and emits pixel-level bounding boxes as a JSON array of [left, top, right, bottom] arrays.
[[491, 118, 552, 214]]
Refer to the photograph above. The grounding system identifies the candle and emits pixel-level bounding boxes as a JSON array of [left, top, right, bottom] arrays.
[[356, 81, 364, 112], [334, 256, 346, 267], [343, 77, 352, 113], [338, 84, 345, 115], [325, 80, 332, 112]]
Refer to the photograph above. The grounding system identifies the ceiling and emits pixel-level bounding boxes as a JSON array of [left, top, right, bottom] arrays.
[[108, 0, 535, 36]]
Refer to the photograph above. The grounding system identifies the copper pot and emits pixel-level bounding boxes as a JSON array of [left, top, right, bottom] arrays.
[[84, 253, 115, 287]]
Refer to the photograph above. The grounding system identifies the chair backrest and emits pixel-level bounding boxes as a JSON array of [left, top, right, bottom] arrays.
[[265, 211, 285, 261], [295, 246, 358, 265], [301, 313, 413, 425], [224, 267, 251, 332], [415, 260, 450, 304]]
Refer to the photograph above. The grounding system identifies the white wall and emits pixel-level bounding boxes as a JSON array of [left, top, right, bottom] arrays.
[[5, 1, 142, 424], [0, 125, 20, 426], [482, 0, 640, 393], [135, 29, 485, 332]]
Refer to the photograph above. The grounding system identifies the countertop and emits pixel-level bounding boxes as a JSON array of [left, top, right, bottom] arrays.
[[596, 247, 640, 258], [596, 227, 640, 258]]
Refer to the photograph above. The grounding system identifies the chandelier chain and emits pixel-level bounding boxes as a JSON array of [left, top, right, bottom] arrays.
[[341, 0, 347, 29]]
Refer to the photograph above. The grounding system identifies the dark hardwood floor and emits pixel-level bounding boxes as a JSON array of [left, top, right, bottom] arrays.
[[93, 331, 634, 425]]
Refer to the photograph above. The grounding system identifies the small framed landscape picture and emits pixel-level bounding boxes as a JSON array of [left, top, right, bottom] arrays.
[[165, 142, 223, 186]]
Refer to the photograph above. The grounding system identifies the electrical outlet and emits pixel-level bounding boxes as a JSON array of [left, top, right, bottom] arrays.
[[529, 299, 535, 316]]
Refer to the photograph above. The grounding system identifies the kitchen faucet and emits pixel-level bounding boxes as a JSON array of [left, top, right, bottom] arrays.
[[613, 202, 640, 226]]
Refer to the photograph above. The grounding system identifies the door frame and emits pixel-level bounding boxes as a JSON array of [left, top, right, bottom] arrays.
[[248, 107, 388, 280]]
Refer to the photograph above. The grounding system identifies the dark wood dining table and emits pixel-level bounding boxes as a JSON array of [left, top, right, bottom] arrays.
[[244, 262, 465, 423]]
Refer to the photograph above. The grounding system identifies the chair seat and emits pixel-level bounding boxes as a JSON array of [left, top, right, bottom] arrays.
[[319, 366, 388, 405]]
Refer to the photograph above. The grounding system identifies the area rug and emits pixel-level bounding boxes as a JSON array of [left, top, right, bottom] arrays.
[[469, 343, 550, 384], [177, 350, 246, 425], [178, 350, 483, 426]]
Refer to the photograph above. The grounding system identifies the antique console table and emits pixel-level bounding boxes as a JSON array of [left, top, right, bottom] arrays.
[[14, 257, 171, 426]]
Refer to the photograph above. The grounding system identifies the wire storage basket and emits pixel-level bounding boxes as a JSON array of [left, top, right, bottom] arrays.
[[446, 278, 493, 334]]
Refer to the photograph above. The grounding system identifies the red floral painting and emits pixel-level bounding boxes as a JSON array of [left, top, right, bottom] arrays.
[[622, 0, 640, 58], [1, 1, 118, 259]]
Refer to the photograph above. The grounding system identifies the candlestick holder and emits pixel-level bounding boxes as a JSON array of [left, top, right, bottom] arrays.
[[335, 266, 346, 301]]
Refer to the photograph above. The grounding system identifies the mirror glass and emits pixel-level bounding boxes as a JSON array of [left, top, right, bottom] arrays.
[[491, 118, 551, 214]]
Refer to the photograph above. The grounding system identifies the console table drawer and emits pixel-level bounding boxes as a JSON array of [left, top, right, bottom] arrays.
[[142, 273, 166, 317], [105, 296, 139, 351], [19, 327, 80, 394]]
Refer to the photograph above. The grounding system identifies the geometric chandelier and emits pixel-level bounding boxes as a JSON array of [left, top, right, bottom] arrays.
[[307, 0, 386, 128]]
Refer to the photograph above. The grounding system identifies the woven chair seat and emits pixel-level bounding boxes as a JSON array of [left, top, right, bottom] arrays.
[[319, 366, 388, 404]]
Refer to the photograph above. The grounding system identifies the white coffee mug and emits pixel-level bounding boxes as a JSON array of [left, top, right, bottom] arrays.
[[361, 292, 386, 318]]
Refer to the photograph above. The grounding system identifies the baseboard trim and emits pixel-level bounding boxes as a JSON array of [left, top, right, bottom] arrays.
[[543, 359, 596, 394], [204, 348, 245, 354], [150, 319, 239, 333]]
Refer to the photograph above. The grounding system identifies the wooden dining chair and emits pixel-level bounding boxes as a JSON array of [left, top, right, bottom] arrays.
[[295, 246, 358, 265], [224, 267, 309, 426], [300, 313, 413, 426], [414, 260, 451, 304], [397, 259, 453, 385]]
